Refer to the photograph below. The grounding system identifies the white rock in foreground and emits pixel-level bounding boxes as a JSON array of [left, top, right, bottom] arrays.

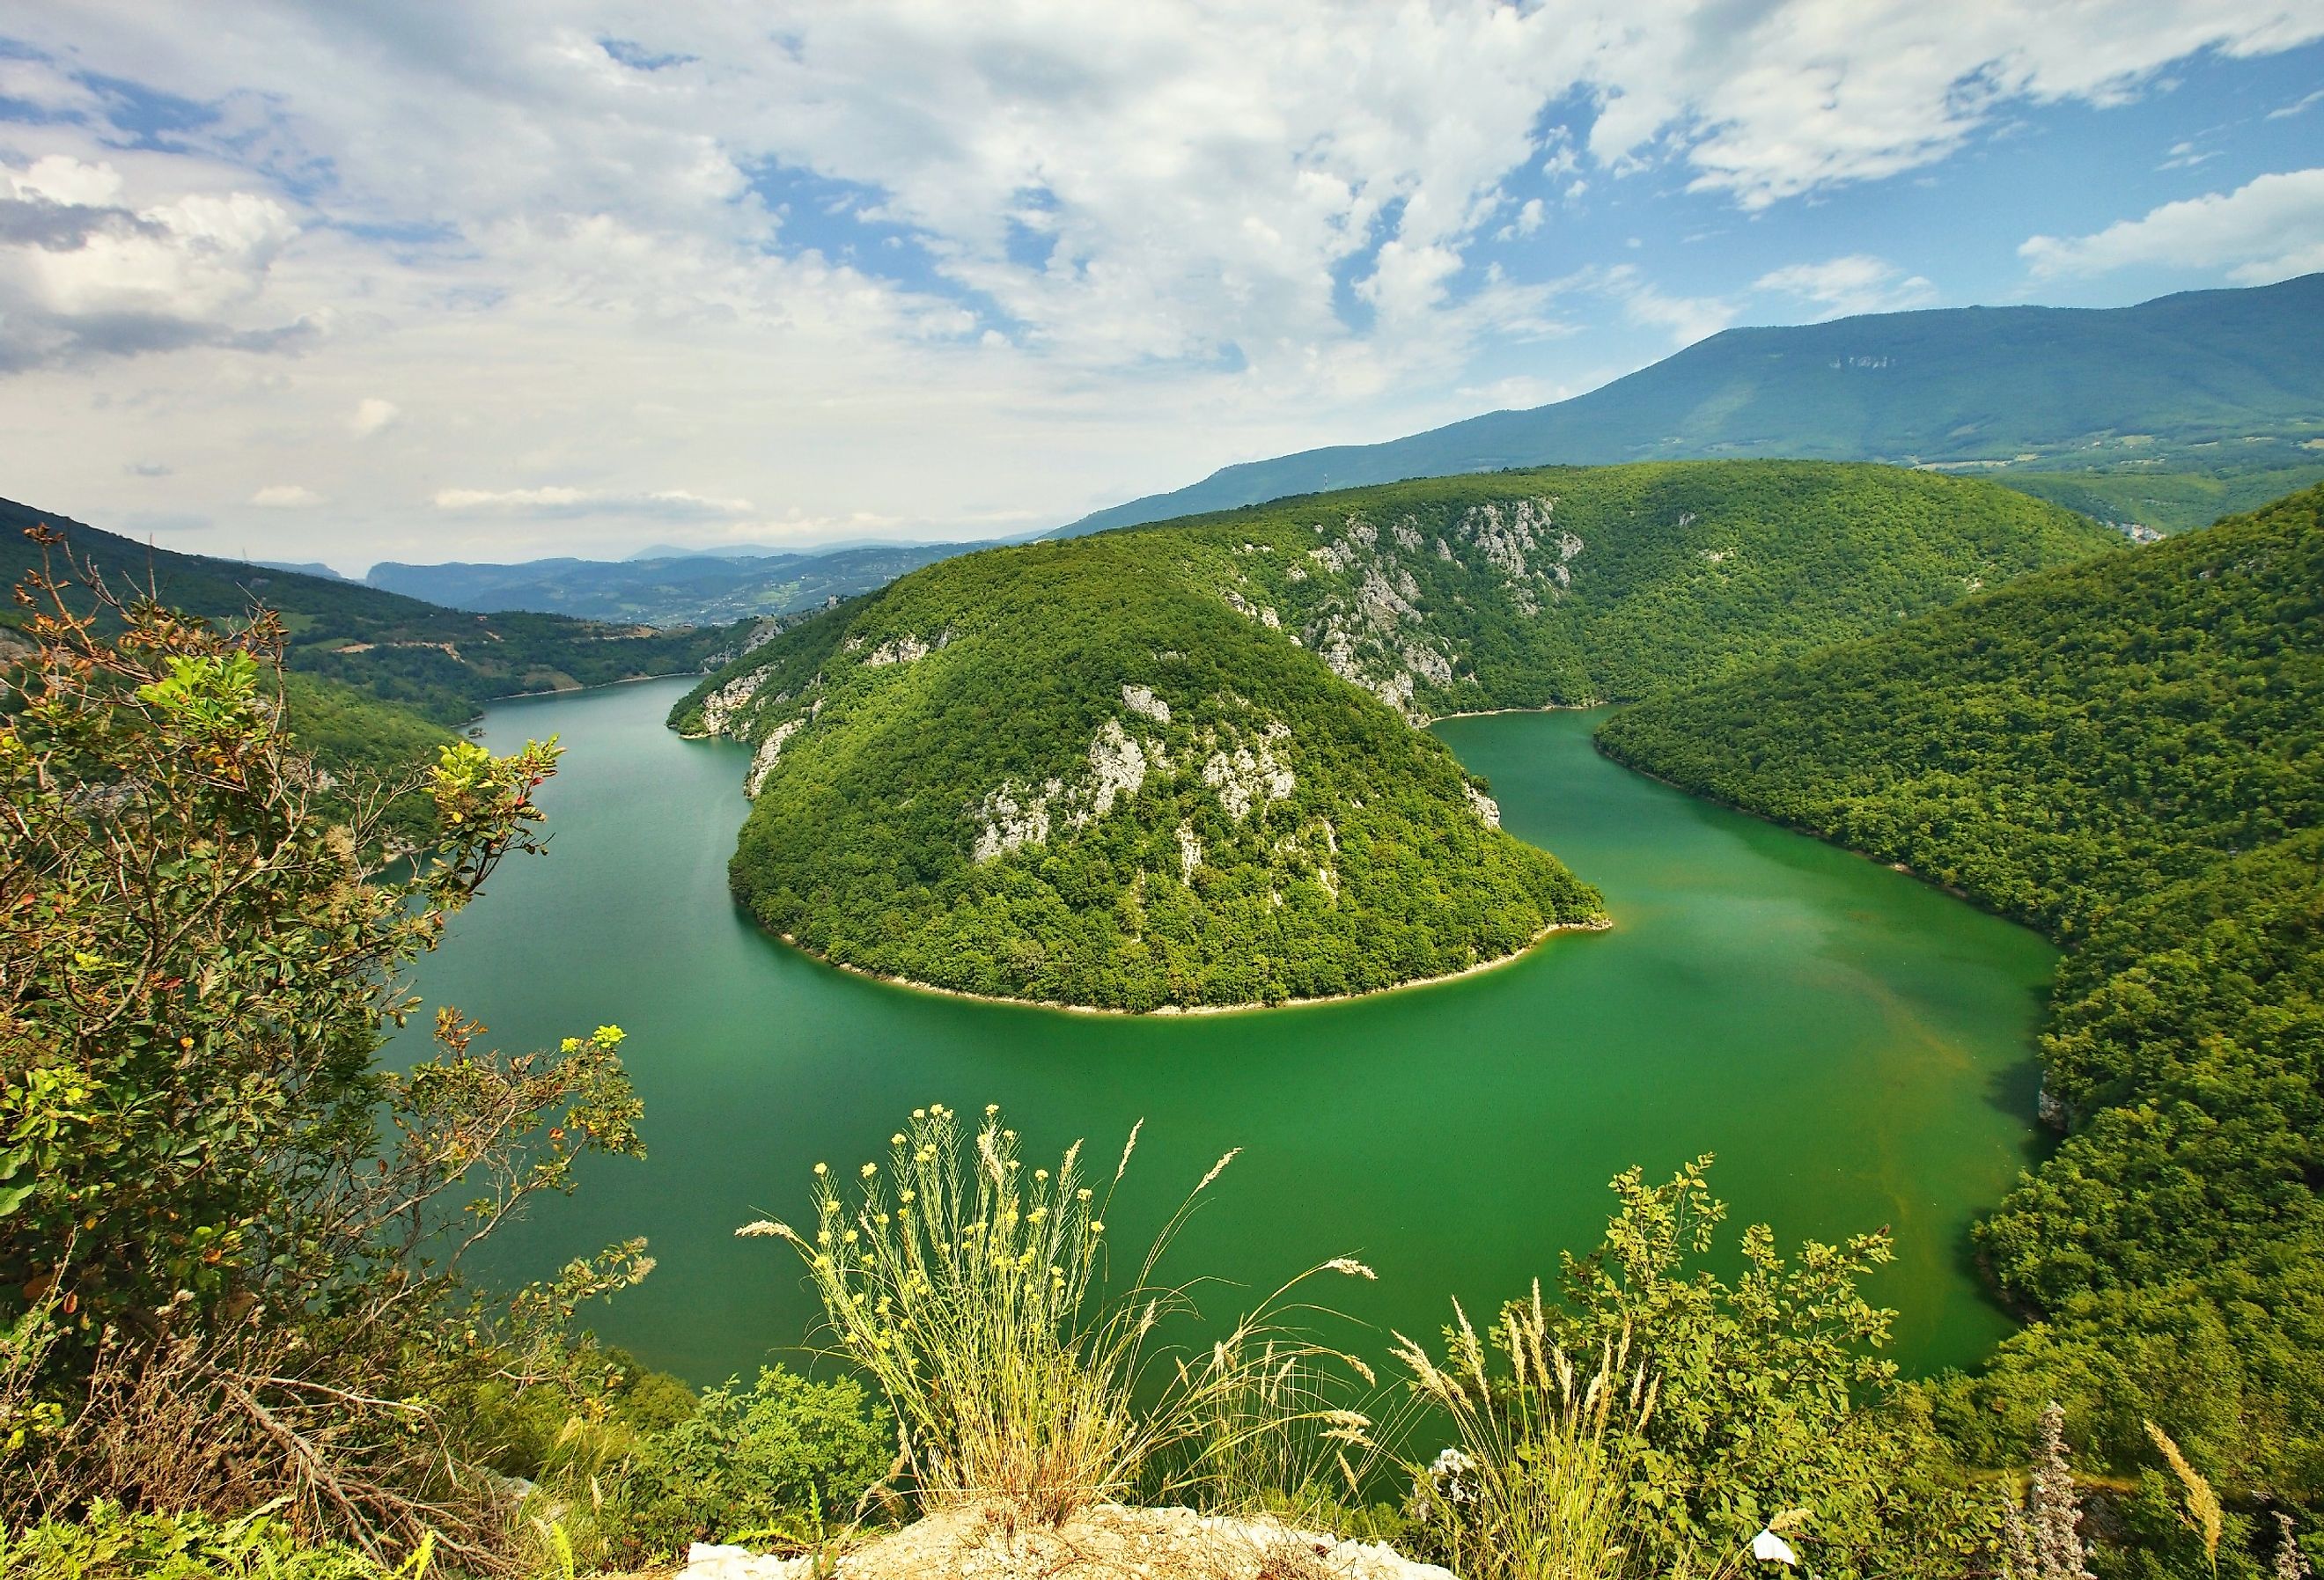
[[684, 1542, 812, 1580], [680, 1504, 1454, 1580]]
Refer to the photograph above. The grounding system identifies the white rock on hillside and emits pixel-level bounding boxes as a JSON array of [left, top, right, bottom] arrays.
[[691, 672, 762, 737], [746, 717, 806, 797], [1084, 719, 1147, 818], [972, 779, 1058, 863], [1122, 682, 1171, 724], [865, 630, 949, 665], [1466, 783, 1502, 827], [1202, 723, 1295, 821], [969, 719, 1147, 863]]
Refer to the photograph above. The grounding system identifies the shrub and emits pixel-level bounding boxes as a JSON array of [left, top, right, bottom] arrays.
[[591, 1367, 888, 1564], [0, 1502, 416, 1580], [1393, 1292, 1652, 1580], [1396, 1157, 1996, 1580], [1, 536, 648, 1565]]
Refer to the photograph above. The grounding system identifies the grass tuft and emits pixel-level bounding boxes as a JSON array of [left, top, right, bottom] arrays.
[[741, 1104, 1372, 1525]]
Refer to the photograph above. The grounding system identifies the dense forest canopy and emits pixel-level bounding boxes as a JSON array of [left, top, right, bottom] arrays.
[[1598, 482, 2324, 1545], [672, 460, 2110, 1010]]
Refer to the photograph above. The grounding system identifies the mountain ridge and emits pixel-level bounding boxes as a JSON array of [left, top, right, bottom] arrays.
[[1057, 274, 2324, 539]]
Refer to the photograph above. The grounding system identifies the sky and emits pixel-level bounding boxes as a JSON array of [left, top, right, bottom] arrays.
[[1, 3, 2320, 574]]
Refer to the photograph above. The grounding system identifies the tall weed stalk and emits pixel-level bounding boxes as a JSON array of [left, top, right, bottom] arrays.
[[741, 1104, 1371, 1524], [1394, 1285, 1652, 1580]]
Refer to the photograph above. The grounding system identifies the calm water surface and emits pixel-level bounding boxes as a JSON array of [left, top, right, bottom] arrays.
[[399, 679, 2055, 1384]]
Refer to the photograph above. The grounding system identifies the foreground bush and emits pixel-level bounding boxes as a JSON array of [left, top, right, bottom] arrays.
[[589, 1366, 888, 1565], [1396, 1158, 1996, 1580], [0, 1503, 417, 1579], [1, 536, 649, 1567]]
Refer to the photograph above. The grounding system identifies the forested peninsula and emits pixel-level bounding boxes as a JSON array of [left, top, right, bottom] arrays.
[[672, 460, 2114, 1010], [1598, 481, 2324, 1541]]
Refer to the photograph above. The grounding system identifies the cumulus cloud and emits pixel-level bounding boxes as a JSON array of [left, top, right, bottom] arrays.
[[251, 484, 323, 507], [349, 397, 401, 437], [0, 3, 2314, 560], [2021, 168, 2324, 283], [1623, 2, 2322, 209], [0, 155, 308, 371], [1754, 255, 1938, 319]]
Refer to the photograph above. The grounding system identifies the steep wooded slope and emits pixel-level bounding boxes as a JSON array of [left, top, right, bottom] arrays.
[[1598, 484, 2324, 1510]]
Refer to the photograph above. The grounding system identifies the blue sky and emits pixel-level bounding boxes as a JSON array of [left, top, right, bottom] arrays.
[[0, 4, 2319, 569]]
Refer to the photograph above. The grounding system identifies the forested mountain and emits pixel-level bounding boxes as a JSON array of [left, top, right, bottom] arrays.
[[673, 461, 2109, 1009], [1062, 274, 2324, 539], [0, 498, 749, 724], [366, 540, 977, 627], [1598, 483, 2324, 1521]]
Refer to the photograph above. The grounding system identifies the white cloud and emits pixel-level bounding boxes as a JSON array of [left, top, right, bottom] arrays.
[[0, 155, 304, 370], [1605, 2, 2322, 209], [349, 397, 401, 436], [251, 484, 323, 507], [2021, 168, 2324, 283], [1754, 255, 1938, 319], [1605, 265, 1735, 348], [0, 4, 2314, 561], [433, 487, 596, 511]]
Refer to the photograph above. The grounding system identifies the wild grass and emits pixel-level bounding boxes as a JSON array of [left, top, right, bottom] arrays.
[[739, 1103, 1373, 1525], [1391, 1285, 1652, 1580]]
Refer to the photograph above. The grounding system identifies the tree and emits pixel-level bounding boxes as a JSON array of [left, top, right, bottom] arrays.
[[1, 530, 647, 1565]]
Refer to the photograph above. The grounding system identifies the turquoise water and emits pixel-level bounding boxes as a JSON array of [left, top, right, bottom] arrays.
[[396, 679, 2056, 1385]]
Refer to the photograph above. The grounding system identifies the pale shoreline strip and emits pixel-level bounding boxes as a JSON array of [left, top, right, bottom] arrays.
[[769, 915, 1613, 1020]]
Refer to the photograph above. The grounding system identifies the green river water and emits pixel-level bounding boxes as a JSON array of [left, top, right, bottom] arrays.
[[401, 677, 2056, 1385]]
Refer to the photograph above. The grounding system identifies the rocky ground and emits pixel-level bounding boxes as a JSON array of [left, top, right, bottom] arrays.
[[677, 1503, 1454, 1580]]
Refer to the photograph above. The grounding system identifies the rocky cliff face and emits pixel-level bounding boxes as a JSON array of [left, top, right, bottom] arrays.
[[1212, 496, 1584, 723]]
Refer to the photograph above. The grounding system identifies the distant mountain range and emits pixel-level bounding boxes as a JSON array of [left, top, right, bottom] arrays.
[[621, 536, 967, 561], [1057, 273, 2324, 539], [364, 540, 980, 625]]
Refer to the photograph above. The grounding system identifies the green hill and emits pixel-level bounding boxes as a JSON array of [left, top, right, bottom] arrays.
[[1596, 484, 2324, 1508], [1, 497, 751, 725], [674, 461, 2110, 1010], [1063, 274, 2324, 540]]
